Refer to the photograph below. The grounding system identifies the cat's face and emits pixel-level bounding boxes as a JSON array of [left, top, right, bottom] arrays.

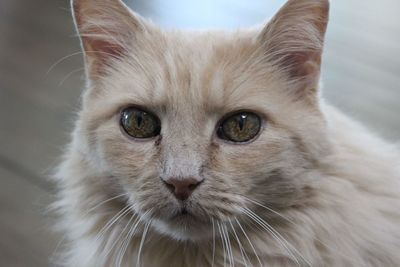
[[73, 0, 329, 241]]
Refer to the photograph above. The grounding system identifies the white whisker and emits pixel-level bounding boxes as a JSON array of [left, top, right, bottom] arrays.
[[235, 218, 263, 267], [211, 218, 216, 267], [102, 211, 136, 261], [46, 50, 118, 75], [244, 208, 310, 267], [46, 51, 85, 75], [242, 197, 294, 223], [58, 68, 85, 87], [244, 196, 352, 262], [115, 215, 141, 267], [229, 219, 251, 267], [50, 193, 129, 264], [223, 223, 235, 267], [87, 193, 130, 214], [95, 205, 131, 244], [217, 221, 227, 267], [137, 216, 152, 267]]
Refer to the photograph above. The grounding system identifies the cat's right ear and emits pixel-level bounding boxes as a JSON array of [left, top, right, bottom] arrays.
[[72, 0, 148, 77], [258, 0, 329, 101]]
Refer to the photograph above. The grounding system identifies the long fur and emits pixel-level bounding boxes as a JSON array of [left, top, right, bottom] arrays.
[[53, 0, 400, 266]]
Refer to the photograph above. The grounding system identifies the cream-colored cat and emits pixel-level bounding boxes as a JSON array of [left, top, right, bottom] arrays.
[[54, 0, 400, 266]]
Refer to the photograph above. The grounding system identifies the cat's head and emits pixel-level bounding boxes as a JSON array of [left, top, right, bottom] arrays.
[[72, 0, 330, 241]]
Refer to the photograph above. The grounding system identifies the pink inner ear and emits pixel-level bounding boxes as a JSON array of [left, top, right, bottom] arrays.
[[283, 51, 321, 79], [84, 38, 125, 60], [258, 0, 329, 89], [73, 1, 131, 74], [81, 36, 126, 75]]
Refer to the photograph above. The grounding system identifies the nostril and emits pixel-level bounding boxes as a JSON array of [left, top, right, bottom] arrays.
[[163, 181, 175, 193], [162, 177, 204, 201], [188, 182, 200, 191]]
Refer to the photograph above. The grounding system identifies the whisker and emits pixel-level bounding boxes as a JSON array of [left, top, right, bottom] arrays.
[[46, 50, 119, 75], [86, 193, 130, 215], [89, 206, 134, 262], [223, 223, 235, 267], [244, 208, 300, 266], [244, 196, 352, 262], [50, 193, 129, 264], [46, 51, 85, 75], [95, 205, 131, 244], [235, 218, 263, 267], [114, 215, 140, 267], [102, 212, 136, 262], [217, 221, 227, 267], [267, 224, 311, 267], [137, 215, 152, 267], [115, 211, 147, 267], [211, 218, 216, 267], [90, 206, 130, 263], [244, 208, 310, 267], [58, 67, 85, 87], [229, 219, 251, 267], [242, 196, 293, 223]]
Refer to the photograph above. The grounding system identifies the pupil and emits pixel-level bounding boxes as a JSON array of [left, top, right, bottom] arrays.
[[238, 114, 247, 131], [136, 112, 143, 127]]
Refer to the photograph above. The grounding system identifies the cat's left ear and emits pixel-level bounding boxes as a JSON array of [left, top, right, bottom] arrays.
[[259, 0, 329, 99], [72, 0, 148, 76]]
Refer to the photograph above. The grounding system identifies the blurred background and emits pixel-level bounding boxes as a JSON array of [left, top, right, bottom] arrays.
[[0, 0, 399, 266]]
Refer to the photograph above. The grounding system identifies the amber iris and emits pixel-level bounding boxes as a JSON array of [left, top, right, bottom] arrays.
[[120, 107, 161, 138], [217, 112, 261, 143]]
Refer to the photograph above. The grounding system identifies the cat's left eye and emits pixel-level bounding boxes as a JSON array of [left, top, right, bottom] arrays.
[[217, 112, 262, 143], [120, 107, 161, 139]]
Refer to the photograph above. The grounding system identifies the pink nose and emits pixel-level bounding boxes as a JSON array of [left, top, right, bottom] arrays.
[[163, 177, 203, 201]]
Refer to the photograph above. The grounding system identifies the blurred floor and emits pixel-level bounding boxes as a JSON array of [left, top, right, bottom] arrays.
[[0, 0, 399, 266]]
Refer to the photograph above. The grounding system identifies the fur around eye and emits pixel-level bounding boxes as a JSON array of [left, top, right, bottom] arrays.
[[120, 107, 161, 139], [217, 112, 261, 143]]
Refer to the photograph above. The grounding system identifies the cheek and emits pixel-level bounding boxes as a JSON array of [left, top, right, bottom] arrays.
[[96, 124, 161, 178], [209, 126, 308, 197], [212, 134, 286, 179], [98, 132, 169, 210]]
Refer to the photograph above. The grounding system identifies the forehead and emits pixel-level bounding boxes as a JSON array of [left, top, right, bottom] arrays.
[[97, 30, 287, 119]]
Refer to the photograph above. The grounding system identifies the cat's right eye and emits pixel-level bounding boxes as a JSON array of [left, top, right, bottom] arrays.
[[120, 107, 161, 139]]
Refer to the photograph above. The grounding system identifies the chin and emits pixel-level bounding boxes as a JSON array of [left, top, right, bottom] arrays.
[[152, 214, 214, 242]]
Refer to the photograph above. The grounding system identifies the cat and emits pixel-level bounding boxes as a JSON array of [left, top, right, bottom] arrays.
[[54, 0, 400, 266]]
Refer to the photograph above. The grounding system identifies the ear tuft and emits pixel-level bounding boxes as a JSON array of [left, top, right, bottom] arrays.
[[259, 0, 330, 95]]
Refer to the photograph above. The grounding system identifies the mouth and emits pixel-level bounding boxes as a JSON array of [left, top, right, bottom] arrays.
[[150, 204, 214, 241], [169, 206, 199, 223], [174, 206, 190, 217], [180, 208, 188, 215]]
